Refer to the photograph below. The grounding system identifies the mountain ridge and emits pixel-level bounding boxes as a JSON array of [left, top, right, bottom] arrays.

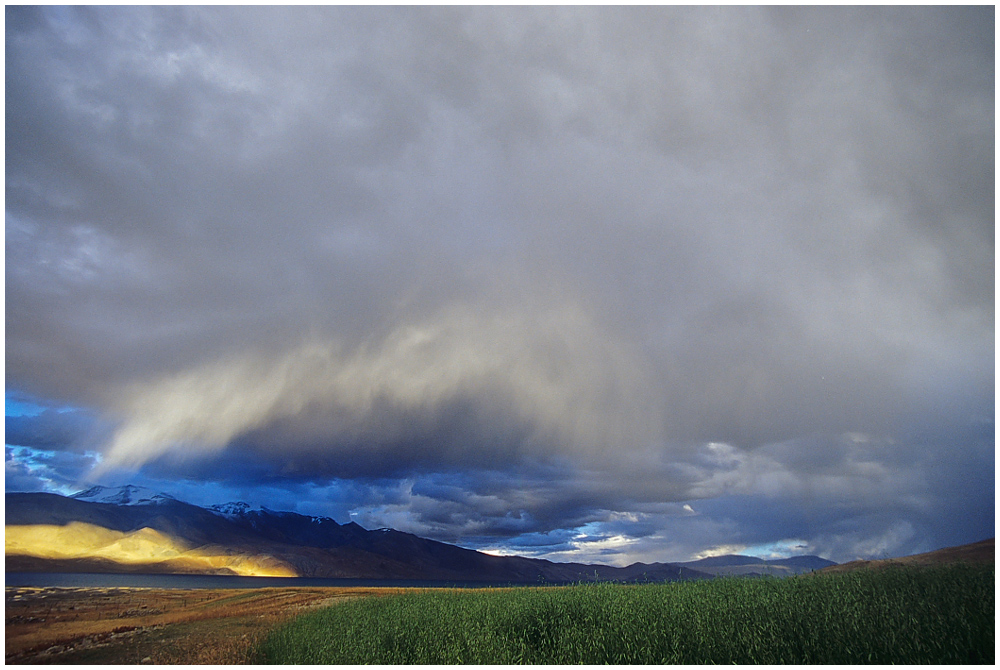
[[814, 537, 994, 574], [6, 486, 836, 582], [71, 484, 177, 506], [674, 553, 837, 577]]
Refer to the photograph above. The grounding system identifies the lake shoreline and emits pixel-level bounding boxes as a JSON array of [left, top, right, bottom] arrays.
[[5, 570, 575, 591]]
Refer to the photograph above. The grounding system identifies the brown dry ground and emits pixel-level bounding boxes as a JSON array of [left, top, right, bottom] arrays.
[[5, 585, 413, 664]]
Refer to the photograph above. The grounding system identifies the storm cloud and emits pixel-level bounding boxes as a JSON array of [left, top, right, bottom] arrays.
[[6, 6, 993, 563]]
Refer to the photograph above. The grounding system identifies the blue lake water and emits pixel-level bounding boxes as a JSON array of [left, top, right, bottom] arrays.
[[4, 572, 543, 590]]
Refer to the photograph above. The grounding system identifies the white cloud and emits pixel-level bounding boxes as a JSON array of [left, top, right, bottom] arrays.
[[694, 544, 748, 560]]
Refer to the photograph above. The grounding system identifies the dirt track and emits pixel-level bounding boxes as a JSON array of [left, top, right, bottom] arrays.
[[5, 585, 410, 664]]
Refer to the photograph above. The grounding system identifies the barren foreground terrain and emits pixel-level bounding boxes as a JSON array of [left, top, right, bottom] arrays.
[[5, 585, 411, 664]]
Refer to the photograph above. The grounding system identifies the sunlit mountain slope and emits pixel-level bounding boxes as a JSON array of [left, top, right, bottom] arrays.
[[5, 521, 297, 576]]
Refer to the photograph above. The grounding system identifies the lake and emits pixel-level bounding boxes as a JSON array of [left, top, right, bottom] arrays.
[[4, 572, 543, 590]]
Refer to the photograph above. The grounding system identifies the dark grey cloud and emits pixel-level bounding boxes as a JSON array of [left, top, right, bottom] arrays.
[[5, 408, 107, 453], [6, 6, 993, 563]]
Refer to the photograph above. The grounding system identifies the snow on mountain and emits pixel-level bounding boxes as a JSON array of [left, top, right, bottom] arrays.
[[68, 486, 328, 525], [208, 502, 334, 529], [70, 484, 177, 506], [209, 501, 264, 518]]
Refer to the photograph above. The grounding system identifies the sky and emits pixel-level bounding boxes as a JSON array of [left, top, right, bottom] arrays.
[[5, 6, 994, 565]]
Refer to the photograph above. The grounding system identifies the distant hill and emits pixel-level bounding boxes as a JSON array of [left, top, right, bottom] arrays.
[[815, 538, 994, 574], [675, 553, 836, 576]]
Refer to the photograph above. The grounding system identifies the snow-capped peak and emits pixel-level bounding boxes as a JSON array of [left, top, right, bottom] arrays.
[[209, 501, 264, 518], [70, 484, 176, 506], [207, 503, 336, 526]]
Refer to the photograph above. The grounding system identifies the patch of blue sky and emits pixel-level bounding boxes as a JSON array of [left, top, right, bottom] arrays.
[[6, 394, 48, 417], [5, 390, 78, 417]]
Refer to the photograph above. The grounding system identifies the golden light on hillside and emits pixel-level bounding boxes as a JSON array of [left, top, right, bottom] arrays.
[[5, 522, 298, 577]]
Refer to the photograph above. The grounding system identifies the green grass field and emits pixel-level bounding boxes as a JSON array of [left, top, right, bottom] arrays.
[[260, 564, 993, 664]]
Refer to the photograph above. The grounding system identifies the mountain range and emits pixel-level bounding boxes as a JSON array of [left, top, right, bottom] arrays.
[[5, 485, 836, 583]]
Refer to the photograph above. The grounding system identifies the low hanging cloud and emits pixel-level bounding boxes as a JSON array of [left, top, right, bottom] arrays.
[[101, 297, 664, 473]]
